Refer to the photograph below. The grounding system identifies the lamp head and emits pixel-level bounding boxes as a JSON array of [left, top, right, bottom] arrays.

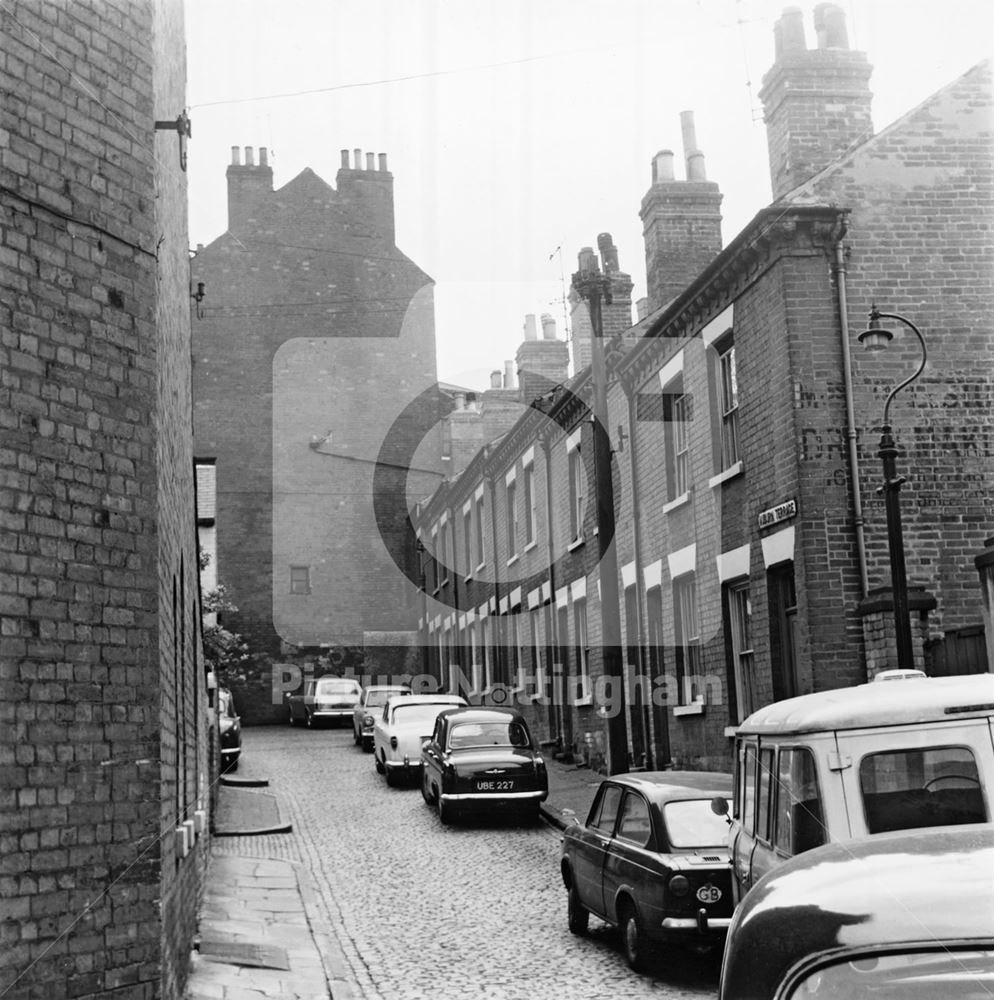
[[857, 307, 894, 351]]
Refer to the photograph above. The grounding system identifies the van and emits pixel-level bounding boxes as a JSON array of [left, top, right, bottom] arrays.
[[712, 672, 994, 901]]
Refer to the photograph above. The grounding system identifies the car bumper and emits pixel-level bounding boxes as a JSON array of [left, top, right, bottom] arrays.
[[661, 914, 732, 933], [313, 708, 355, 719], [440, 790, 548, 803], [384, 757, 424, 771]]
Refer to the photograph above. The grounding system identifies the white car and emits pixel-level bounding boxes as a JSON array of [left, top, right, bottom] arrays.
[[373, 694, 467, 786], [352, 684, 411, 752]]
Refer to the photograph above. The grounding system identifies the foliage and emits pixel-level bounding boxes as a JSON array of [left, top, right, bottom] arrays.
[[200, 554, 249, 678]]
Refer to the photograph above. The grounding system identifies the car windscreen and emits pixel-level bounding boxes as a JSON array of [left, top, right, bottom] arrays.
[[448, 721, 529, 749], [662, 798, 730, 848], [391, 703, 456, 729], [366, 689, 407, 708], [316, 679, 359, 696]]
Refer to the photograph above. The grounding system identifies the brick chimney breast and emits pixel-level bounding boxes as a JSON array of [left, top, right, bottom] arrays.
[[226, 143, 274, 234], [759, 4, 874, 200]]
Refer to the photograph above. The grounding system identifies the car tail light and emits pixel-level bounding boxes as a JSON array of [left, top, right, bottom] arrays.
[[668, 875, 690, 897], [390, 736, 398, 749]]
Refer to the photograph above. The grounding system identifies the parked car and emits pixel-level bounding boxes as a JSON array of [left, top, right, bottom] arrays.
[[713, 671, 994, 901], [285, 675, 362, 727], [719, 823, 994, 1000], [218, 686, 241, 773], [420, 707, 548, 824], [353, 684, 411, 752], [372, 693, 467, 785], [560, 771, 734, 973]]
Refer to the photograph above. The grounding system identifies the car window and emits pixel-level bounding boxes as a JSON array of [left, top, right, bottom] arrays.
[[588, 784, 623, 834], [773, 746, 827, 855], [365, 688, 408, 708], [391, 703, 457, 729], [859, 745, 986, 834], [662, 799, 729, 848], [742, 743, 758, 834], [616, 792, 652, 847], [789, 948, 994, 999], [316, 679, 360, 695], [756, 747, 775, 843], [448, 721, 529, 749]]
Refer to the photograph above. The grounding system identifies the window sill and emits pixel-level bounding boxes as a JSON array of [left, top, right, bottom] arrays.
[[523, 540, 538, 554], [573, 692, 594, 707], [506, 554, 519, 568], [673, 700, 705, 718], [464, 572, 473, 582], [475, 562, 486, 575], [567, 536, 585, 552], [708, 461, 744, 489], [662, 492, 691, 515]]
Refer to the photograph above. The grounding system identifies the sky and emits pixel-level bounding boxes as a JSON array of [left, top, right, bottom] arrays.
[[184, 0, 993, 392]]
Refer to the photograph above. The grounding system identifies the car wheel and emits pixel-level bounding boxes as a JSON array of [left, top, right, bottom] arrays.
[[437, 794, 453, 826], [621, 904, 649, 973], [353, 725, 361, 746], [421, 771, 434, 806], [385, 767, 399, 788], [375, 754, 385, 775], [306, 711, 315, 728], [288, 713, 296, 727], [361, 737, 374, 753], [567, 885, 589, 936]]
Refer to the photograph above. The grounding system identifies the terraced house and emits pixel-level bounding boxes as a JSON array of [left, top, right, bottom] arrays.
[[412, 6, 994, 774]]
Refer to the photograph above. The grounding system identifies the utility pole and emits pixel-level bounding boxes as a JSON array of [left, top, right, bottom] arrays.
[[572, 248, 628, 775]]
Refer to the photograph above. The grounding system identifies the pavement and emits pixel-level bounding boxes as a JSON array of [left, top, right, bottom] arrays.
[[184, 753, 605, 999]]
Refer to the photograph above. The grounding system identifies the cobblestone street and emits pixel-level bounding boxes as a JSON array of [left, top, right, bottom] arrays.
[[233, 726, 721, 1000]]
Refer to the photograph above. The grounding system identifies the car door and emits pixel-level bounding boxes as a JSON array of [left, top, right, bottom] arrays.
[[570, 783, 623, 919], [421, 715, 446, 792], [601, 790, 657, 925]]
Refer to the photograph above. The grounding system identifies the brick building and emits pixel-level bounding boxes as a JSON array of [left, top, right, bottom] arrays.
[[1, 2, 210, 998], [412, 6, 993, 774], [191, 146, 445, 717]]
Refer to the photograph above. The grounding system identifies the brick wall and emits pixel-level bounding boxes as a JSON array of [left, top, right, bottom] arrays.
[[0, 1, 207, 998]]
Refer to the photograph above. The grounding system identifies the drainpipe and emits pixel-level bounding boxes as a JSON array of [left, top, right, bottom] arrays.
[[624, 384, 665, 769], [832, 224, 870, 598], [540, 431, 568, 755]]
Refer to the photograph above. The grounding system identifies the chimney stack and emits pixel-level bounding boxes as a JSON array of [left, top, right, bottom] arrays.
[[226, 143, 274, 234], [517, 311, 569, 405], [760, 4, 873, 199], [639, 114, 723, 313], [336, 145, 396, 244]]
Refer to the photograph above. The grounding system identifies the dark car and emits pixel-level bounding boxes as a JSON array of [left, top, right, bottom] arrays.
[[218, 686, 241, 772], [420, 707, 548, 824], [719, 824, 994, 1000], [561, 771, 734, 973]]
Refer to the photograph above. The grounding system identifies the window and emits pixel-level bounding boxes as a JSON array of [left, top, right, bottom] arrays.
[[727, 582, 755, 723], [529, 607, 541, 692], [756, 747, 775, 844], [673, 574, 701, 705], [773, 747, 827, 856], [506, 479, 518, 558], [616, 792, 652, 847], [717, 340, 739, 469], [463, 508, 473, 576], [468, 621, 481, 693], [568, 447, 584, 543], [473, 494, 485, 568], [481, 618, 493, 690], [289, 565, 310, 595], [438, 521, 451, 584], [741, 743, 758, 834], [589, 784, 623, 833], [859, 746, 986, 834], [573, 599, 590, 703], [523, 461, 537, 546], [663, 376, 690, 500]]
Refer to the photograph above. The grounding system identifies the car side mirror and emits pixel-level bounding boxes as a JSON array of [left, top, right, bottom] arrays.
[[561, 808, 578, 826], [711, 795, 729, 818]]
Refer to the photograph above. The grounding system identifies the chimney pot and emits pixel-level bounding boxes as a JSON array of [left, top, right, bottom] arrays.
[[597, 232, 620, 272], [490, 370, 503, 389], [503, 360, 516, 389], [259, 147, 268, 167], [366, 152, 375, 170], [775, 6, 807, 58], [577, 246, 599, 272], [815, 2, 849, 48], [652, 150, 675, 183], [340, 149, 350, 169], [541, 314, 557, 340], [231, 146, 240, 166], [466, 391, 478, 409], [687, 151, 707, 181], [353, 148, 362, 170], [378, 153, 388, 172], [454, 392, 466, 411], [245, 146, 254, 166], [524, 314, 539, 341], [680, 110, 699, 157]]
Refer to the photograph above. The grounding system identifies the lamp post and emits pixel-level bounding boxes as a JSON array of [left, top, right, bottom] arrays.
[[857, 306, 928, 672], [572, 249, 628, 775]]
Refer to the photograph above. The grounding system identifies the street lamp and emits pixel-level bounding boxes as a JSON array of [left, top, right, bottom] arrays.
[[857, 306, 928, 672]]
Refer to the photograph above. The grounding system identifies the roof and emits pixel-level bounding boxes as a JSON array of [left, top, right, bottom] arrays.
[[737, 673, 994, 735], [389, 694, 465, 706], [606, 770, 732, 799], [722, 825, 994, 999], [439, 706, 524, 723]]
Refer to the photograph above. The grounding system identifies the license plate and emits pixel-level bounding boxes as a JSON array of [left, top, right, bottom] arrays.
[[696, 884, 722, 904], [476, 779, 515, 792]]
